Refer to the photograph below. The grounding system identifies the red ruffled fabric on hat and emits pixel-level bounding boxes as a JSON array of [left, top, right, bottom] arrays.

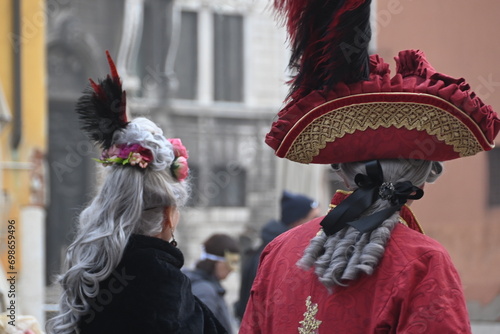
[[397, 50, 499, 144], [265, 50, 500, 162], [265, 55, 393, 151]]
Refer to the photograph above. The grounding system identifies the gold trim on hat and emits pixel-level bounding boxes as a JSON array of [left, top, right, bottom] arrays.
[[284, 98, 484, 163]]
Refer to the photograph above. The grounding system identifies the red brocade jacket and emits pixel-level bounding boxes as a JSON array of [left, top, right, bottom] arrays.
[[239, 191, 471, 334]]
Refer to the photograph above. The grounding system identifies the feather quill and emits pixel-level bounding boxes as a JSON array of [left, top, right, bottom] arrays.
[[274, 0, 372, 100], [76, 50, 129, 149]]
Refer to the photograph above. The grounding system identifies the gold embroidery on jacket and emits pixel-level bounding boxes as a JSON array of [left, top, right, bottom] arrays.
[[285, 101, 483, 163], [298, 296, 322, 334]]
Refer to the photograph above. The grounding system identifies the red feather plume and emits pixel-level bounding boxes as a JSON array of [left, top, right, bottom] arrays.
[[274, 0, 372, 101]]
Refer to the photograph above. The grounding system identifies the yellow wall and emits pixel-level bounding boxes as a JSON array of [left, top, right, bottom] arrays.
[[0, 0, 46, 272]]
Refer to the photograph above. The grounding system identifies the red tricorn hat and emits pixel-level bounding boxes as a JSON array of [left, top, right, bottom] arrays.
[[266, 50, 500, 163], [266, 1, 500, 164]]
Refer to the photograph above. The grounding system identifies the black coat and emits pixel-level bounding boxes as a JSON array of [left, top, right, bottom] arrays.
[[79, 234, 227, 334]]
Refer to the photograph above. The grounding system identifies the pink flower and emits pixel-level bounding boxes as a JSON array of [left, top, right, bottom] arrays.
[[129, 152, 142, 166], [172, 156, 189, 181], [168, 138, 189, 159], [108, 144, 122, 156], [129, 152, 149, 168], [101, 144, 121, 160]]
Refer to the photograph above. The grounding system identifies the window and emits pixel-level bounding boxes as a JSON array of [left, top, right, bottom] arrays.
[[208, 164, 246, 206], [213, 13, 243, 102], [174, 10, 244, 102], [488, 147, 500, 207], [175, 11, 198, 100], [186, 163, 200, 206], [187, 163, 247, 207]]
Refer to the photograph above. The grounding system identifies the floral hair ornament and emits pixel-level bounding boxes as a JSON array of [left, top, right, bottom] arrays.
[[75, 51, 190, 178], [94, 143, 153, 169], [168, 138, 189, 181]]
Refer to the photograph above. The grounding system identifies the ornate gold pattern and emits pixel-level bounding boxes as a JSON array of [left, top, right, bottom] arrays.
[[285, 102, 483, 163], [298, 296, 322, 334]]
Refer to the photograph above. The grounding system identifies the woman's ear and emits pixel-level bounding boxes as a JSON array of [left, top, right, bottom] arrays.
[[154, 207, 176, 242], [163, 207, 173, 229]]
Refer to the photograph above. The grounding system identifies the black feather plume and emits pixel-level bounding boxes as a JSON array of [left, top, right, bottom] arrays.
[[75, 51, 129, 149], [274, 0, 372, 101]]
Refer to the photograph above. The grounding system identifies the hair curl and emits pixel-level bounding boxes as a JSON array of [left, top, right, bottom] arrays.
[[297, 159, 443, 289], [46, 118, 190, 334]]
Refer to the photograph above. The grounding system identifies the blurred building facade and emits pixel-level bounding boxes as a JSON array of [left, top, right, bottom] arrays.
[[375, 0, 500, 321], [1, 0, 498, 326]]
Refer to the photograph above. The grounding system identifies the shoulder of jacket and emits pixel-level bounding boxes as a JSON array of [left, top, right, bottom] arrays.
[[387, 224, 453, 268]]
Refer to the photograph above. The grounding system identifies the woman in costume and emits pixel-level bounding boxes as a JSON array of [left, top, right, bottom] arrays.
[[184, 234, 241, 334], [239, 0, 500, 333], [46, 52, 227, 334]]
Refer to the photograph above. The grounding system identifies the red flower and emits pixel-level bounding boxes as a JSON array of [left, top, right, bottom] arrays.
[[118, 144, 153, 162], [118, 144, 138, 158], [136, 146, 153, 162]]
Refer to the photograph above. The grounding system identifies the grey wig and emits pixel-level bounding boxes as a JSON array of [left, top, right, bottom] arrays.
[[296, 159, 443, 289], [46, 118, 189, 334]]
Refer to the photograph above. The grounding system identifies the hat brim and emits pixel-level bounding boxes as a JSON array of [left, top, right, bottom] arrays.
[[275, 92, 493, 164]]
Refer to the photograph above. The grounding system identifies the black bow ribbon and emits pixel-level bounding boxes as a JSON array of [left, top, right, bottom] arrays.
[[320, 160, 424, 236]]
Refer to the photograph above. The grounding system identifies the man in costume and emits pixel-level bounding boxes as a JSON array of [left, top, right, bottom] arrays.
[[239, 0, 500, 333]]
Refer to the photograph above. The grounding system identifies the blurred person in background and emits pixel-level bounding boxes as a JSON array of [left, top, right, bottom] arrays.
[[184, 234, 240, 334], [46, 52, 226, 334], [234, 190, 319, 321]]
